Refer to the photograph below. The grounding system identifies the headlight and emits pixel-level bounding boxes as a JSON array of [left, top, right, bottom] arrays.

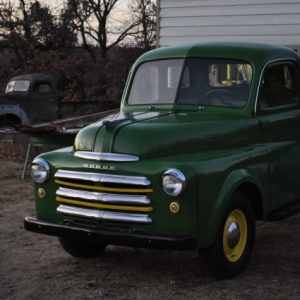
[[31, 158, 50, 184], [162, 169, 186, 196]]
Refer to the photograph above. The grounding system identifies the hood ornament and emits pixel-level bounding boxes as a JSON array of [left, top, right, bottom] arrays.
[[102, 117, 131, 130]]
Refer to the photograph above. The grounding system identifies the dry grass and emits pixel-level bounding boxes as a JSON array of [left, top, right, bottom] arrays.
[[1, 157, 300, 299]]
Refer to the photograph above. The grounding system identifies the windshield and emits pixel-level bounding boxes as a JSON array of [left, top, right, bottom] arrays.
[[5, 80, 30, 93], [127, 58, 252, 108]]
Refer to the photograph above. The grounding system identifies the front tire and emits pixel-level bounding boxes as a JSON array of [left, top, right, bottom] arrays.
[[58, 237, 107, 258], [200, 192, 255, 279]]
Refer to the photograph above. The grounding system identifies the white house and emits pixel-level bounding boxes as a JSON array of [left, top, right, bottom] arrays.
[[156, 0, 300, 51]]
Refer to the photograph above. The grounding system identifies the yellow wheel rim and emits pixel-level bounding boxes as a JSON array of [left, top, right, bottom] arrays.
[[223, 209, 247, 262]]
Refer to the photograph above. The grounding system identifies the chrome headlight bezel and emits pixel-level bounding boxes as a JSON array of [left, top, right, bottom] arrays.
[[31, 158, 50, 184], [162, 168, 186, 197]]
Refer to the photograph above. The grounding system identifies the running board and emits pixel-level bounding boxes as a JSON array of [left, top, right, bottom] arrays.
[[267, 199, 300, 221]]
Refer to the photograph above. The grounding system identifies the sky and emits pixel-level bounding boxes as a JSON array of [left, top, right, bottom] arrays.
[[39, 0, 133, 43], [47, 0, 132, 31], [10, 0, 137, 44], [43, 0, 131, 15], [11, 0, 131, 11]]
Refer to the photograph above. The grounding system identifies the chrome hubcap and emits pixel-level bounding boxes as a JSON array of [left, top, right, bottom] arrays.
[[227, 221, 240, 249]]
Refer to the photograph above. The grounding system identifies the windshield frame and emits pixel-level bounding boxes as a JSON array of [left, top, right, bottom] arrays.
[[125, 57, 253, 110]]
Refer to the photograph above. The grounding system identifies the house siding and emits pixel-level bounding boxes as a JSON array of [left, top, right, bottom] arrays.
[[157, 0, 300, 49]]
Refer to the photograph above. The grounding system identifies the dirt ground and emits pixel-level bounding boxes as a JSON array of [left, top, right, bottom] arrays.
[[1, 156, 300, 300]]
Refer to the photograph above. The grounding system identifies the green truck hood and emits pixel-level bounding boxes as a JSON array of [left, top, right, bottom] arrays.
[[74, 110, 256, 159]]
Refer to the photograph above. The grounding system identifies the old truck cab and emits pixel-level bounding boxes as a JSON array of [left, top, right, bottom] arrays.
[[0, 74, 58, 125], [25, 42, 300, 279]]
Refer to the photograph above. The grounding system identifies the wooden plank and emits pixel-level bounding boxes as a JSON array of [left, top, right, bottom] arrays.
[[160, 0, 300, 9], [159, 35, 300, 47], [160, 4, 300, 18], [160, 25, 300, 37], [160, 14, 300, 27]]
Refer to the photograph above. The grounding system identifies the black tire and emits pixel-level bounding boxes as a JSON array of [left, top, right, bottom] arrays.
[[200, 192, 256, 279], [58, 237, 107, 258]]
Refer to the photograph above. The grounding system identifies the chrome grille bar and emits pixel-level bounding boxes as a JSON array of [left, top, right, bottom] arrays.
[[55, 170, 151, 186], [57, 204, 152, 224], [56, 187, 151, 205], [74, 151, 139, 162]]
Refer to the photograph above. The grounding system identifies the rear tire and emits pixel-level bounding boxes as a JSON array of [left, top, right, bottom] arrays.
[[200, 192, 255, 279], [58, 237, 107, 258]]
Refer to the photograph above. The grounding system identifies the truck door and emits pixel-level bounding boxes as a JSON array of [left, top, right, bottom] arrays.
[[256, 61, 300, 210], [29, 81, 58, 122]]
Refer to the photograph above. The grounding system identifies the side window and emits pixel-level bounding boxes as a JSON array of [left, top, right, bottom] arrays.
[[33, 83, 51, 94], [258, 64, 296, 110], [38, 83, 51, 93]]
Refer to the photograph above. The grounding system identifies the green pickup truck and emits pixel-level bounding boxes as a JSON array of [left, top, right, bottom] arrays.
[[25, 42, 300, 279]]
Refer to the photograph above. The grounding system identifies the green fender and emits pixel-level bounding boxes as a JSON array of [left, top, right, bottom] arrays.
[[197, 168, 269, 249]]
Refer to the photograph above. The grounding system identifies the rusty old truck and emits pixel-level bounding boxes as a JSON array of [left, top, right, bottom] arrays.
[[0, 74, 108, 127]]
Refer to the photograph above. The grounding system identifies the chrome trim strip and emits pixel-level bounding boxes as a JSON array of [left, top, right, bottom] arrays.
[[56, 187, 151, 205], [57, 205, 152, 224], [74, 151, 139, 162], [55, 170, 151, 186]]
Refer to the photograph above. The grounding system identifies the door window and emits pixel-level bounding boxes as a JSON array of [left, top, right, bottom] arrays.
[[33, 83, 51, 94], [258, 63, 297, 112]]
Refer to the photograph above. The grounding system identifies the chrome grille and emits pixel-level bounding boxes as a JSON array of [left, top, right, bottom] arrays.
[[74, 151, 139, 162], [55, 170, 153, 224], [57, 205, 152, 224], [55, 170, 151, 186]]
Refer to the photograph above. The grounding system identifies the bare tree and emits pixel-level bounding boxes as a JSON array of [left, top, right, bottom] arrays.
[[0, 0, 29, 61], [67, 0, 140, 61], [0, 0, 77, 62], [129, 0, 156, 50], [0, 0, 148, 105]]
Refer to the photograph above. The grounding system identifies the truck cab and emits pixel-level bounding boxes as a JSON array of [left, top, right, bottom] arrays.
[[0, 74, 58, 126]]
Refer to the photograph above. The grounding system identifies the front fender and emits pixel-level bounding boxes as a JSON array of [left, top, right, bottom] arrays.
[[0, 105, 30, 125], [215, 168, 269, 217], [198, 168, 269, 249], [186, 145, 270, 249]]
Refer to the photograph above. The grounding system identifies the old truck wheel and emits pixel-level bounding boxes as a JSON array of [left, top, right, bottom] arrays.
[[200, 192, 255, 279], [58, 237, 107, 258]]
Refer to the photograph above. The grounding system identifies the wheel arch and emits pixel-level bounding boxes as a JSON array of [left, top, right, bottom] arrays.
[[0, 113, 22, 126], [198, 168, 268, 249], [235, 182, 264, 221], [0, 107, 30, 126], [215, 169, 267, 222]]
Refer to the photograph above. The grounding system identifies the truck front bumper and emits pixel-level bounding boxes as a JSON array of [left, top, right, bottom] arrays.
[[24, 216, 197, 250]]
